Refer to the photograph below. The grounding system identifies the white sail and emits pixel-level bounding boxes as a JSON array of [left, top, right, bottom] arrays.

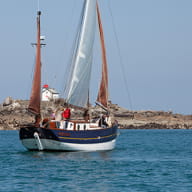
[[65, 0, 97, 107]]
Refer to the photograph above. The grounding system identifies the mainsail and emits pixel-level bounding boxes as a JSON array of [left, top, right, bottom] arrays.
[[96, 3, 109, 108], [65, 0, 97, 108], [28, 11, 41, 115]]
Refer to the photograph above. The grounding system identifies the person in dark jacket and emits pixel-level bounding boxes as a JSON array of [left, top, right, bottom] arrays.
[[83, 109, 90, 122], [99, 114, 108, 128]]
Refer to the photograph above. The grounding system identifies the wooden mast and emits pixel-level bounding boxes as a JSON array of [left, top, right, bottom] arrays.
[[28, 11, 42, 123], [96, 3, 109, 109]]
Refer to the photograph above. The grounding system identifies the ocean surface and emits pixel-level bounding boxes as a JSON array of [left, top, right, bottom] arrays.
[[1, 129, 192, 192]]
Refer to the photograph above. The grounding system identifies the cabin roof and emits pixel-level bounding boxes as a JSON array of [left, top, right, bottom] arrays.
[[42, 88, 59, 94]]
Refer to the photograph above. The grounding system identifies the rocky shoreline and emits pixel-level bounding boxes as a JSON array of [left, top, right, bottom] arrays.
[[0, 98, 192, 130]]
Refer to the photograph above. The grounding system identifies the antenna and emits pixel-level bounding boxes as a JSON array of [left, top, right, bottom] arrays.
[[37, 0, 40, 12]]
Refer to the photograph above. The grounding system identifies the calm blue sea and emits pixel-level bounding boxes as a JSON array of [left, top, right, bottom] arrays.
[[0, 129, 192, 192]]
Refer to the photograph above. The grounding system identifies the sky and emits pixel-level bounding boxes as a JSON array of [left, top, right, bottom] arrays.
[[0, 0, 192, 114]]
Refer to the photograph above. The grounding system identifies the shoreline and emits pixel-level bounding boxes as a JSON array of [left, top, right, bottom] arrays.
[[0, 99, 192, 130]]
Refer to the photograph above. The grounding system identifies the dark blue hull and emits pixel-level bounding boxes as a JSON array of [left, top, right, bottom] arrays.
[[19, 124, 118, 151]]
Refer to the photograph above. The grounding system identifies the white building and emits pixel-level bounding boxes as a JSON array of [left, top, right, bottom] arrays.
[[42, 84, 59, 101]]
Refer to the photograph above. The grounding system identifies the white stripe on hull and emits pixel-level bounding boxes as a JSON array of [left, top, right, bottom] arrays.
[[21, 138, 116, 151]]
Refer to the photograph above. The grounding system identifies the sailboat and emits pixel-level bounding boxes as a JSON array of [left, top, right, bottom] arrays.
[[19, 0, 118, 151]]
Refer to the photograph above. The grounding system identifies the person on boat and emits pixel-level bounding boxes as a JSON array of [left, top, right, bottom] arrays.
[[98, 114, 108, 128], [105, 113, 112, 127], [62, 107, 71, 119], [83, 109, 90, 122], [62, 106, 71, 128], [42, 118, 49, 128], [50, 110, 56, 120], [55, 107, 63, 121]]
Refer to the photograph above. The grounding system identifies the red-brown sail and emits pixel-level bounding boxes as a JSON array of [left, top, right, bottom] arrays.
[[96, 3, 109, 108], [28, 11, 41, 116]]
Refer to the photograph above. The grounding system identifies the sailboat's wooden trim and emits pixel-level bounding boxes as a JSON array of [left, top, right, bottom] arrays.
[[96, 3, 109, 109]]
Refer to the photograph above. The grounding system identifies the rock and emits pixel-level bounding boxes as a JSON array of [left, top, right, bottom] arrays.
[[3, 97, 13, 106], [11, 102, 21, 109]]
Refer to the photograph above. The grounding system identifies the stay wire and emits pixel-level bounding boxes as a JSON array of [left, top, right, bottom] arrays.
[[107, 1, 133, 110]]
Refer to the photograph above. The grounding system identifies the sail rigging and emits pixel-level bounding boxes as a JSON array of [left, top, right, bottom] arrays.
[[96, 3, 109, 108], [28, 11, 41, 115], [64, 0, 97, 108]]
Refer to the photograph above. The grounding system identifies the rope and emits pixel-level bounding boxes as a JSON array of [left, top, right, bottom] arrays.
[[107, 1, 133, 111]]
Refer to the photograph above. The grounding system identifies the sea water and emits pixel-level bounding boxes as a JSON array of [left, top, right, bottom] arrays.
[[0, 129, 192, 192]]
